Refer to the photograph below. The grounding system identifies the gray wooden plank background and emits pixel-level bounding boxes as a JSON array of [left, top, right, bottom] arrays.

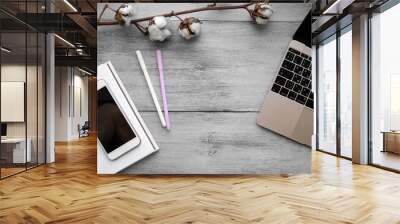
[[97, 3, 312, 174]]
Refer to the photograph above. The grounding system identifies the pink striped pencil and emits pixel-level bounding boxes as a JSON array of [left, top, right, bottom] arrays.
[[156, 49, 171, 130]]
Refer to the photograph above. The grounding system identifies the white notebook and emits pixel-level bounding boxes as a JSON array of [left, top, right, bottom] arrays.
[[97, 61, 159, 174]]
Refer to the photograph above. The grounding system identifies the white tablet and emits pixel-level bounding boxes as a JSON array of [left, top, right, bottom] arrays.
[[97, 79, 141, 160]]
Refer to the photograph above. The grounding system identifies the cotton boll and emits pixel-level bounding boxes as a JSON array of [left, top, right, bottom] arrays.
[[262, 7, 274, 18], [189, 22, 201, 35], [119, 4, 135, 17], [178, 17, 202, 40], [178, 28, 191, 40], [148, 24, 171, 42], [252, 3, 274, 25], [161, 28, 171, 39], [152, 16, 168, 29], [255, 16, 268, 25], [147, 16, 170, 41], [148, 25, 163, 41], [115, 4, 135, 26]]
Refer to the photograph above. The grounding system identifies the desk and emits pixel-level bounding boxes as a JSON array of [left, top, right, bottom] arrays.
[[382, 131, 400, 154], [1, 138, 31, 163], [98, 3, 311, 174]]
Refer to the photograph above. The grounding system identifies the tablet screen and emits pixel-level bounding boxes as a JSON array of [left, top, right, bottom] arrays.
[[97, 86, 136, 153]]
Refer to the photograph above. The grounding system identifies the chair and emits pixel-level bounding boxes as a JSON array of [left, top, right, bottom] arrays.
[[78, 121, 90, 138]]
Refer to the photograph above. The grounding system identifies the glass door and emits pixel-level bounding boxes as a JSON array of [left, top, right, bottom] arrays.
[[0, 1, 46, 179], [370, 2, 400, 171], [317, 35, 337, 155]]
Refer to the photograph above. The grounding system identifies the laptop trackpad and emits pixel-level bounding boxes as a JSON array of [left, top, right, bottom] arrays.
[[258, 92, 303, 137], [291, 108, 313, 146]]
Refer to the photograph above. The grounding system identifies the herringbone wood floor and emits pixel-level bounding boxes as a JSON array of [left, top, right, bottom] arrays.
[[1, 135, 400, 224]]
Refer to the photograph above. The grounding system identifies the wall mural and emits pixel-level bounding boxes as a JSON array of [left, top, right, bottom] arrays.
[[97, 3, 312, 174]]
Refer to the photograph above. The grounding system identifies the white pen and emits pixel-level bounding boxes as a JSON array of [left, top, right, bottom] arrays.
[[136, 50, 166, 127]]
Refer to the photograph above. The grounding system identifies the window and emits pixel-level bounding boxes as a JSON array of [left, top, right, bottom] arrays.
[[339, 27, 352, 158], [370, 2, 400, 171], [316, 25, 353, 159], [317, 35, 337, 154]]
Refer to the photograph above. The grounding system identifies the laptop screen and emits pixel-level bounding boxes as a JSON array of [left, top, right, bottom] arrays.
[[293, 12, 312, 48]]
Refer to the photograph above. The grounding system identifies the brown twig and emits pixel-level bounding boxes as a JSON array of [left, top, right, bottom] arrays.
[[98, 3, 255, 26], [133, 22, 147, 35], [171, 11, 184, 22], [245, 7, 254, 19], [97, 4, 111, 23]]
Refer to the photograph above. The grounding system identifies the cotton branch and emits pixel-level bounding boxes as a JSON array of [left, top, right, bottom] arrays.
[[97, 2, 273, 41], [97, 3, 256, 26]]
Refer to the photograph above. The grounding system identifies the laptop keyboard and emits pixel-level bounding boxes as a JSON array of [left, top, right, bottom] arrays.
[[271, 47, 314, 109]]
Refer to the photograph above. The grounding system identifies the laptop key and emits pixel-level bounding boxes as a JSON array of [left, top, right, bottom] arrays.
[[301, 53, 309, 58], [296, 95, 306, 105], [288, 91, 297, 100], [293, 84, 302, 93], [302, 69, 311, 78], [302, 59, 311, 68], [294, 65, 303, 75], [301, 88, 310, 97], [282, 60, 295, 71], [279, 68, 294, 80], [285, 52, 295, 61], [300, 78, 310, 87], [289, 48, 300, 55], [294, 55, 302, 65], [285, 80, 294, 89], [275, 76, 286, 85], [271, 84, 281, 93], [306, 99, 314, 109], [279, 87, 289, 96], [293, 75, 302, 83], [309, 92, 314, 99]]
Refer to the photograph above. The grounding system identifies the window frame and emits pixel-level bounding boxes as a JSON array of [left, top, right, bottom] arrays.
[[315, 24, 353, 160]]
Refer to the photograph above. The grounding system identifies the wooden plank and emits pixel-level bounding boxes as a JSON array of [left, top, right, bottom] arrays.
[[97, 3, 311, 22], [98, 21, 299, 111], [123, 112, 311, 174], [3, 138, 400, 222]]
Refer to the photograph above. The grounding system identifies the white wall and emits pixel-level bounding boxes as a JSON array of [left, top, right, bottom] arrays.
[[54, 67, 89, 141], [71, 72, 89, 138], [55, 66, 70, 141]]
